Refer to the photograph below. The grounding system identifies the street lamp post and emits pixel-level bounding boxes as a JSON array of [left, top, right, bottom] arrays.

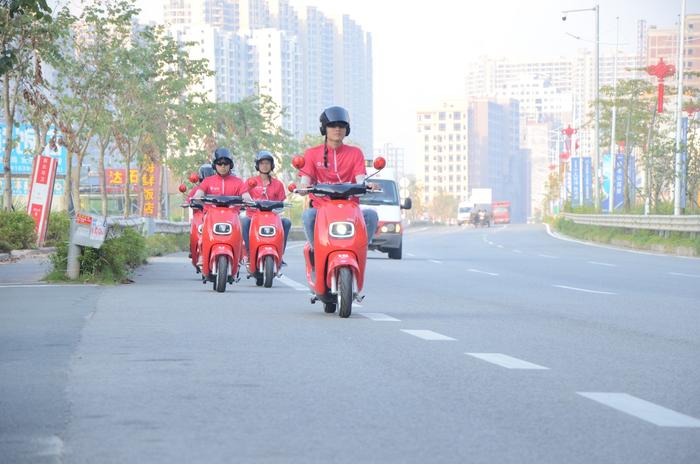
[[562, 5, 600, 210]]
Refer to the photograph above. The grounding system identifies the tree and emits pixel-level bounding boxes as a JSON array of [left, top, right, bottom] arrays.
[[1, 0, 64, 209], [429, 188, 458, 223]]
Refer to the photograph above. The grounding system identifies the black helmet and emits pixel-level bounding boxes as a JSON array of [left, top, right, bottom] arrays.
[[319, 106, 350, 136], [255, 150, 275, 171], [198, 163, 215, 182], [212, 147, 233, 169]]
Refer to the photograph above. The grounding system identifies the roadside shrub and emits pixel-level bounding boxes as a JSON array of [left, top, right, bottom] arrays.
[[0, 240, 12, 253], [0, 210, 36, 250], [48, 227, 146, 282], [144, 233, 189, 256], [45, 211, 71, 246]]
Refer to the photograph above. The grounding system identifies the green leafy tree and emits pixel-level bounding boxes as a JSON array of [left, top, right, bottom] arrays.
[[1, 0, 65, 209]]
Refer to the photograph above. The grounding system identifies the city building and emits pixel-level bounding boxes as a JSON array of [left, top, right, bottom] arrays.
[[162, 0, 373, 151]]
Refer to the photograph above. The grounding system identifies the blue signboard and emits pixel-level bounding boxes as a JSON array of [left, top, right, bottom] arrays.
[[0, 124, 67, 175], [571, 157, 580, 207], [628, 155, 636, 206], [601, 153, 612, 212], [613, 153, 625, 211], [582, 156, 592, 206], [0, 177, 65, 197]]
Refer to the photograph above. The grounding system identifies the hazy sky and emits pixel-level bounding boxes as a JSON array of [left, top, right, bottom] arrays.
[[136, 0, 697, 159]]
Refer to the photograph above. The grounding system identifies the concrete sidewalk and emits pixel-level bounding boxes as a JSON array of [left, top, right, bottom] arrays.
[[0, 249, 54, 284]]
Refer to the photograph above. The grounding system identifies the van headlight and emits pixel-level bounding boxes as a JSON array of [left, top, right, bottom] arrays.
[[380, 223, 401, 233], [259, 225, 276, 237], [213, 222, 232, 235], [329, 221, 354, 238]]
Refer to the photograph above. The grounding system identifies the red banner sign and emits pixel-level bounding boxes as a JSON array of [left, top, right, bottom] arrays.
[[26, 155, 58, 246]]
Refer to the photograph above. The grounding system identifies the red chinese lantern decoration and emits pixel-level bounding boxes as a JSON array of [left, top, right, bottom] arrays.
[[645, 58, 675, 113]]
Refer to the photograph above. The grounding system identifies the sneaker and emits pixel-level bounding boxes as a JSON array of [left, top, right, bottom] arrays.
[[281, 260, 287, 267]]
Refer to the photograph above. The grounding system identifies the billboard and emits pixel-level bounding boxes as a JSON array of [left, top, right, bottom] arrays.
[[27, 156, 59, 246], [0, 124, 67, 175]]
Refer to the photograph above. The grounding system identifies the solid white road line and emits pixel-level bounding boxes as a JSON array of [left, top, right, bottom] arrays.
[[429, 260, 442, 264], [278, 275, 309, 292], [466, 353, 549, 370], [668, 271, 700, 278], [401, 329, 456, 341], [468, 268, 499, 276], [0, 283, 98, 288], [588, 261, 617, 267], [553, 284, 617, 295], [360, 312, 400, 322], [146, 256, 189, 263], [577, 392, 700, 427], [539, 254, 558, 259]]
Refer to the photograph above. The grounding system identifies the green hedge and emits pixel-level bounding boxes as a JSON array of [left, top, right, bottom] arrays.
[[49, 227, 147, 283], [45, 211, 71, 246], [0, 210, 36, 251], [144, 233, 189, 256]]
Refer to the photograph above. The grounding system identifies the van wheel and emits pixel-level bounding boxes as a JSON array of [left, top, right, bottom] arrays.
[[388, 243, 402, 260]]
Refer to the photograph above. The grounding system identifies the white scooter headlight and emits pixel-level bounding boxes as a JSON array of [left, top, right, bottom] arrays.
[[197, 224, 203, 235], [329, 221, 354, 238], [213, 222, 232, 235], [259, 225, 276, 237]]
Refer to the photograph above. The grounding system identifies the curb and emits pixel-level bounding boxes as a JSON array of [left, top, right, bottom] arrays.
[[0, 247, 56, 263]]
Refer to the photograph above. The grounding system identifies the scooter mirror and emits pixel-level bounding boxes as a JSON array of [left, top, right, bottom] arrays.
[[292, 156, 305, 169], [287, 183, 297, 192], [178, 183, 187, 193], [373, 157, 386, 170], [247, 177, 258, 188], [188, 172, 199, 184]]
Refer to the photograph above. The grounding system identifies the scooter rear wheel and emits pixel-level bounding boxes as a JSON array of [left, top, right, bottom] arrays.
[[215, 255, 228, 293], [338, 267, 353, 318], [263, 255, 274, 288]]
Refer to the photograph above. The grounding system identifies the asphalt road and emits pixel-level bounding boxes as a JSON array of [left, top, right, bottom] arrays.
[[1, 224, 699, 463]]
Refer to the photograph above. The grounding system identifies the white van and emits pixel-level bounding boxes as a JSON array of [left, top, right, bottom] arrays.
[[360, 172, 411, 259], [457, 200, 474, 225]]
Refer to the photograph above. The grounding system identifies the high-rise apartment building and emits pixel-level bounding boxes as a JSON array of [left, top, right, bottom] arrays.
[[416, 101, 470, 205], [646, 14, 700, 91], [162, 0, 373, 152]]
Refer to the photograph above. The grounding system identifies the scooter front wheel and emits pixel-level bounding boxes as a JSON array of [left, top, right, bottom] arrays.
[[215, 255, 228, 293], [337, 267, 353, 318], [263, 255, 274, 288]]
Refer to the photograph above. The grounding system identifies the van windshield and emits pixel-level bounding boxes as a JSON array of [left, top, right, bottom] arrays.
[[360, 179, 399, 205]]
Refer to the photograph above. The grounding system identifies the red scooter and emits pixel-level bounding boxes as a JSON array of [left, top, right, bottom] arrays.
[[290, 156, 386, 318], [244, 198, 287, 287], [179, 181, 205, 274], [192, 195, 245, 292]]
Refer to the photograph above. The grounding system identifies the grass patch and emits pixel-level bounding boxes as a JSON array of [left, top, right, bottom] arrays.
[[553, 217, 700, 256]]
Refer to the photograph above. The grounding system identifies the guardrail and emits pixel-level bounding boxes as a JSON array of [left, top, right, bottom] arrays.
[[561, 213, 700, 233], [105, 217, 189, 239]]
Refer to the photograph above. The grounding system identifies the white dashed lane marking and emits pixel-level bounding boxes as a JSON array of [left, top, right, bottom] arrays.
[[668, 272, 700, 278], [553, 285, 617, 295], [539, 254, 558, 259], [360, 313, 400, 322], [588, 261, 616, 267], [278, 275, 308, 292], [401, 330, 456, 341], [466, 353, 549, 370], [577, 392, 700, 427], [468, 268, 499, 276], [429, 260, 442, 264]]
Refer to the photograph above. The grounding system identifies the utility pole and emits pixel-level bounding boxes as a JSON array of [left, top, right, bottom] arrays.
[[674, 0, 687, 215]]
